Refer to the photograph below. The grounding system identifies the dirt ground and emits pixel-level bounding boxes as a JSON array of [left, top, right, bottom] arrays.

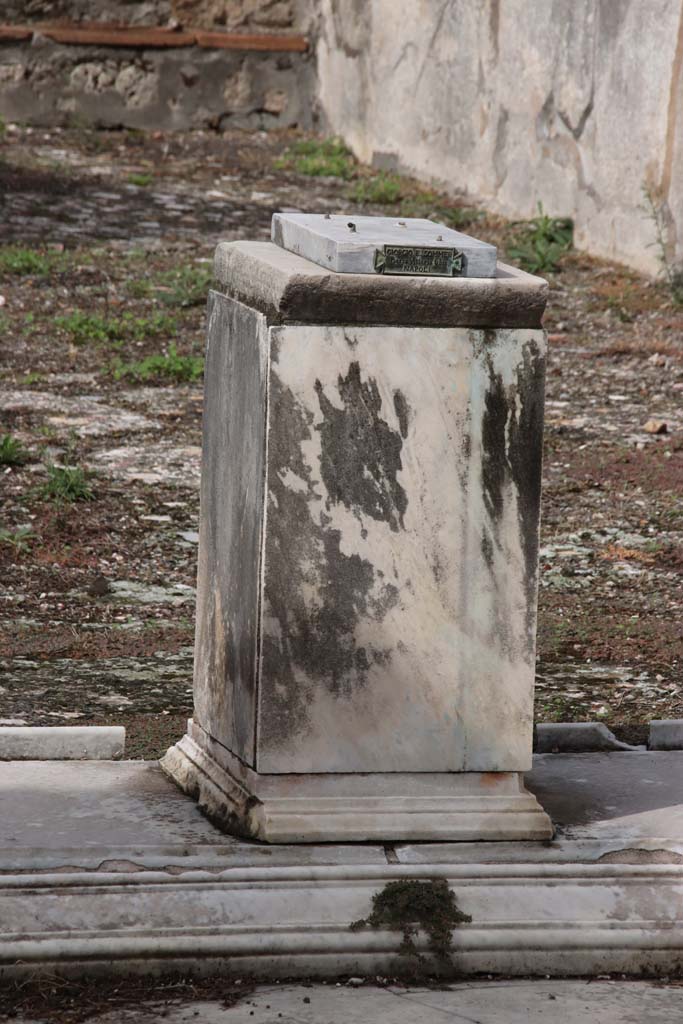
[[1, 124, 681, 755]]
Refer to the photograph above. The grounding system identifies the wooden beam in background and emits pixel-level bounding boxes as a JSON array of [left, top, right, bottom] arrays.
[[0, 25, 33, 41], [194, 30, 308, 52], [0, 23, 309, 52]]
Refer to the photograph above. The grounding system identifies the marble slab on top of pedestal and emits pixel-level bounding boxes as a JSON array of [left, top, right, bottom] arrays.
[[271, 212, 498, 277], [161, 239, 552, 841]]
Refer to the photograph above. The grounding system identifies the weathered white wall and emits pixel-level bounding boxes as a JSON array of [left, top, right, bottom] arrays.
[[316, 0, 683, 275]]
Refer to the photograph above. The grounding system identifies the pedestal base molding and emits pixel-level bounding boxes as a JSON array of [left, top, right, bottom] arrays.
[[161, 721, 554, 843]]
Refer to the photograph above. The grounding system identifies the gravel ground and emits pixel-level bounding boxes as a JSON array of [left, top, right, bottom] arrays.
[[1, 124, 681, 755], [5, 977, 683, 1024]]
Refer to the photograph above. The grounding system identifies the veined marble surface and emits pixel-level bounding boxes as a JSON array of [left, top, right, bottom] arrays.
[[192, 294, 546, 776], [257, 322, 545, 773]]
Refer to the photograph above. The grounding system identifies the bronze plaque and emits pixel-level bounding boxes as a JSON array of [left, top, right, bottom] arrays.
[[374, 245, 465, 277]]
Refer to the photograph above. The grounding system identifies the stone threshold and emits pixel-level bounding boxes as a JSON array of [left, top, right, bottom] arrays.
[[0, 24, 309, 52], [2, 756, 683, 977], [3, 837, 683, 979]]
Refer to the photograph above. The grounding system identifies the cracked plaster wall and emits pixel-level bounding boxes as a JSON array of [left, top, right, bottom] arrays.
[[316, 0, 683, 275]]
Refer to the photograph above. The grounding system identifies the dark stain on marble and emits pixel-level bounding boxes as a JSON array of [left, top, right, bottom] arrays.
[[480, 337, 546, 653], [259, 371, 399, 763], [315, 360, 408, 532]]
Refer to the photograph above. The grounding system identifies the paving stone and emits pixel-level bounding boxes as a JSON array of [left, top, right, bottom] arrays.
[[89, 442, 201, 487], [12, 980, 683, 1023], [141, 982, 683, 1024], [649, 719, 683, 750], [109, 580, 195, 605], [535, 722, 639, 753], [527, 751, 683, 840], [0, 760, 227, 847], [1, 177, 274, 245], [0, 725, 124, 760], [0, 651, 194, 722], [0, 389, 158, 437], [0, 760, 389, 860]]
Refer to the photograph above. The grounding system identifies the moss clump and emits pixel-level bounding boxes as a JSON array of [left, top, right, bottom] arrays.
[[350, 879, 471, 965], [0, 433, 28, 466], [41, 464, 94, 503], [112, 343, 204, 383], [350, 171, 405, 205], [275, 137, 356, 179], [0, 245, 65, 276]]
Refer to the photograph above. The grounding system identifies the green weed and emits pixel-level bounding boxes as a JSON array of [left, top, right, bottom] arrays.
[[642, 184, 683, 305], [275, 137, 356, 179], [0, 434, 28, 466], [125, 278, 153, 299], [350, 172, 404, 205], [125, 265, 212, 307], [397, 192, 483, 228], [41, 464, 94, 503], [0, 246, 63, 277], [128, 172, 153, 187], [536, 694, 584, 723], [604, 294, 635, 323], [56, 310, 177, 345], [112, 343, 204, 383], [36, 424, 58, 443], [508, 203, 573, 274], [348, 169, 485, 227], [157, 264, 213, 307], [55, 311, 120, 345], [20, 371, 44, 385], [0, 525, 35, 553], [123, 312, 178, 342], [439, 205, 484, 229], [0, 115, 6, 138]]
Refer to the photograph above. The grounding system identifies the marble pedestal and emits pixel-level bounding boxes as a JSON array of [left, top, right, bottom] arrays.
[[162, 240, 553, 842]]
